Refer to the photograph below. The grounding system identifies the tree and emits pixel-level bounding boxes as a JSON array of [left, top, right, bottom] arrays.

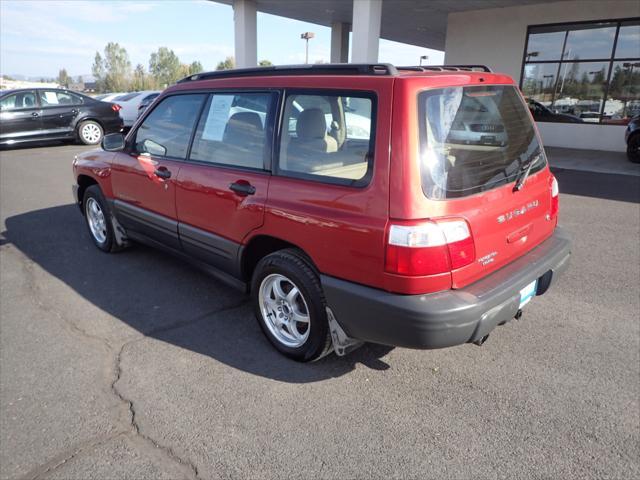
[[149, 47, 182, 87], [188, 61, 203, 75], [216, 56, 235, 70], [92, 43, 131, 92], [259, 59, 273, 67], [57, 68, 71, 88], [131, 63, 155, 91], [92, 52, 106, 92], [103, 42, 132, 92], [179, 60, 204, 79]]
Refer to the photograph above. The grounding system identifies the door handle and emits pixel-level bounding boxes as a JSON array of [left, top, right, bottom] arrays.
[[229, 182, 256, 196], [154, 167, 172, 179], [31, 112, 39, 117]]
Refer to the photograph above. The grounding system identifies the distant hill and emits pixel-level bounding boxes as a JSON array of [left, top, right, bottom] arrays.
[[2, 73, 95, 82], [0, 78, 59, 90]]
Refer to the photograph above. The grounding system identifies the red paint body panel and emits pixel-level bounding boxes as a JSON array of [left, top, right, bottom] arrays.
[[73, 70, 558, 296], [111, 152, 182, 220], [73, 149, 115, 198], [253, 76, 393, 289], [175, 164, 270, 244]]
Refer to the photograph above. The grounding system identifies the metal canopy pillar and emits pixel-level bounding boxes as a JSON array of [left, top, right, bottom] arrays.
[[233, 0, 257, 68], [330, 22, 350, 63], [351, 0, 382, 63]]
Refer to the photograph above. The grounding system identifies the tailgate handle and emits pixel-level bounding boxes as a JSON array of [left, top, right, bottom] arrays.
[[507, 224, 532, 244]]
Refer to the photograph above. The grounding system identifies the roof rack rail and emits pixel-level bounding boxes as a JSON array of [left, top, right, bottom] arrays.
[[178, 63, 399, 83], [398, 65, 492, 73]]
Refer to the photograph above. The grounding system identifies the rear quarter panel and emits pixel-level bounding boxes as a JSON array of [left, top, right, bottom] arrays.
[[241, 76, 394, 289]]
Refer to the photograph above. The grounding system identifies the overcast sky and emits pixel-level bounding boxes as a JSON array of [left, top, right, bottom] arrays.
[[0, 0, 444, 78]]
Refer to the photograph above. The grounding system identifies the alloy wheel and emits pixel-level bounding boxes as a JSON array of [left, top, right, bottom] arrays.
[[258, 273, 311, 348], [86, 197, 107, 244], [81, 123, 101, 143]]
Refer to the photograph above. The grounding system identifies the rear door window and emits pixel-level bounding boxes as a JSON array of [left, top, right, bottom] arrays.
[[39, 90, 84, 106], [419, 85, 546, 199], [133, 94, 206, 159], [189, 92, 274, 170], [278, 92, 374, 185]]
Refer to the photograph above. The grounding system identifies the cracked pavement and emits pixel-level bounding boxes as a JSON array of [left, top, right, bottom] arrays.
[[1, 144, 639, 479]]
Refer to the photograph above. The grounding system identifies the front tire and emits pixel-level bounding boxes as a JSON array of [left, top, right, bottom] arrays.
[[78, 120, 104, 145], [83, 185, 120, 252], [627, 134, 640, 164], [251, 249, 332, 362]]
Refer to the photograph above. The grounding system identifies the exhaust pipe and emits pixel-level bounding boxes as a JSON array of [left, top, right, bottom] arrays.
[[514, 309, 523, 320]]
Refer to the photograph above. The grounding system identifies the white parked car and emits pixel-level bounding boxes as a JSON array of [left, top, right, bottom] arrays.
[[114, 90, 160, 127], [95, 92, 126, 102]]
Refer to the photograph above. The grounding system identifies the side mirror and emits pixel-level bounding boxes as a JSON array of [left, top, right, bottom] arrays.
[[102, 133, 125, 152]]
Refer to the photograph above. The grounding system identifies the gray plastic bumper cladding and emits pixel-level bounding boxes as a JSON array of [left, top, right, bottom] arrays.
[[321, 227, 571, 349]]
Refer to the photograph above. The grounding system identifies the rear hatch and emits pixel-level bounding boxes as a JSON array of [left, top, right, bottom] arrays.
[[417, 84, 556, 288]]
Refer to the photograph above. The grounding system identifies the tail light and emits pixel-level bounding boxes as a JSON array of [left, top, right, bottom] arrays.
[[111, 104, 121, 112], [550, 175, 559, 219], [385, 219, 475, 276]]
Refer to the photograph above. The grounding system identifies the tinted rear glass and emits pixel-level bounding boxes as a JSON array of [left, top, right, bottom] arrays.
[[114, 92, 139, 102], [418, 85, 546, 199]]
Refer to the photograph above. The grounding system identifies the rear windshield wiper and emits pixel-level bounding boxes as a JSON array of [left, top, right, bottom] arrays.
[[513, 153, 540, 192]]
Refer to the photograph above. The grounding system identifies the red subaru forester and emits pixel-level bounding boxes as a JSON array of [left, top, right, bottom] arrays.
[[73, 64, 571, 361]]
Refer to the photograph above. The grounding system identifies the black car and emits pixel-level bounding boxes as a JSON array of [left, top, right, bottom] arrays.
[[526, 99, 583, 123], [0, 88, 123, 146], [625, 115, 640, 163]]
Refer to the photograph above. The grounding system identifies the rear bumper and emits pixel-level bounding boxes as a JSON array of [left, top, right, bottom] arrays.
[[321, 227, 571, 349], [102, 116, 124, 134]]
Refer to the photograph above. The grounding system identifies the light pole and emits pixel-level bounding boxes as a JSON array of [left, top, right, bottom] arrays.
[[419, 55, 428, 66], [558, 49, 571, 94], [300, 32, 315, 64]]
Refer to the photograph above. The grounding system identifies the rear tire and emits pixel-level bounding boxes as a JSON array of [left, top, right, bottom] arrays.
[[251, 249, 332, 362], [627, 134, 640, 163], [83, 185, 121, 252], [78, 120, 104, 145]]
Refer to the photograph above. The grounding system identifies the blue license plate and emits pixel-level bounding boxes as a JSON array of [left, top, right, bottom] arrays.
[[519, 280, 537, 308]]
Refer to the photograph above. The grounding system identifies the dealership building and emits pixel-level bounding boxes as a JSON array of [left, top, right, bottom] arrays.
[[215, 0, 639, 152]]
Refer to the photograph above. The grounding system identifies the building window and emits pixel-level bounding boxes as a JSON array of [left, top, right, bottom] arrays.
[[521, 19, 640, 125]]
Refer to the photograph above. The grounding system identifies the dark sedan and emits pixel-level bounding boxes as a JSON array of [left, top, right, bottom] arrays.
[[625, 115, 640, 163], [0, 88, 123, 146], [526, 99, 583, 123]]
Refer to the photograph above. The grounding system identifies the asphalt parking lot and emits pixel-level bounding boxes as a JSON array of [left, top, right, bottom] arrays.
[[1, 143, 639, 480]]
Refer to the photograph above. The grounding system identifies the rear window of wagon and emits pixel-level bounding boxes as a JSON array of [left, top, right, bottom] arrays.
[[418, 85, 546, 199]]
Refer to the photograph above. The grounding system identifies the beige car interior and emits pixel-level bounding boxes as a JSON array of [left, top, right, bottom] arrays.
[[280, 95, 370, 181]]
